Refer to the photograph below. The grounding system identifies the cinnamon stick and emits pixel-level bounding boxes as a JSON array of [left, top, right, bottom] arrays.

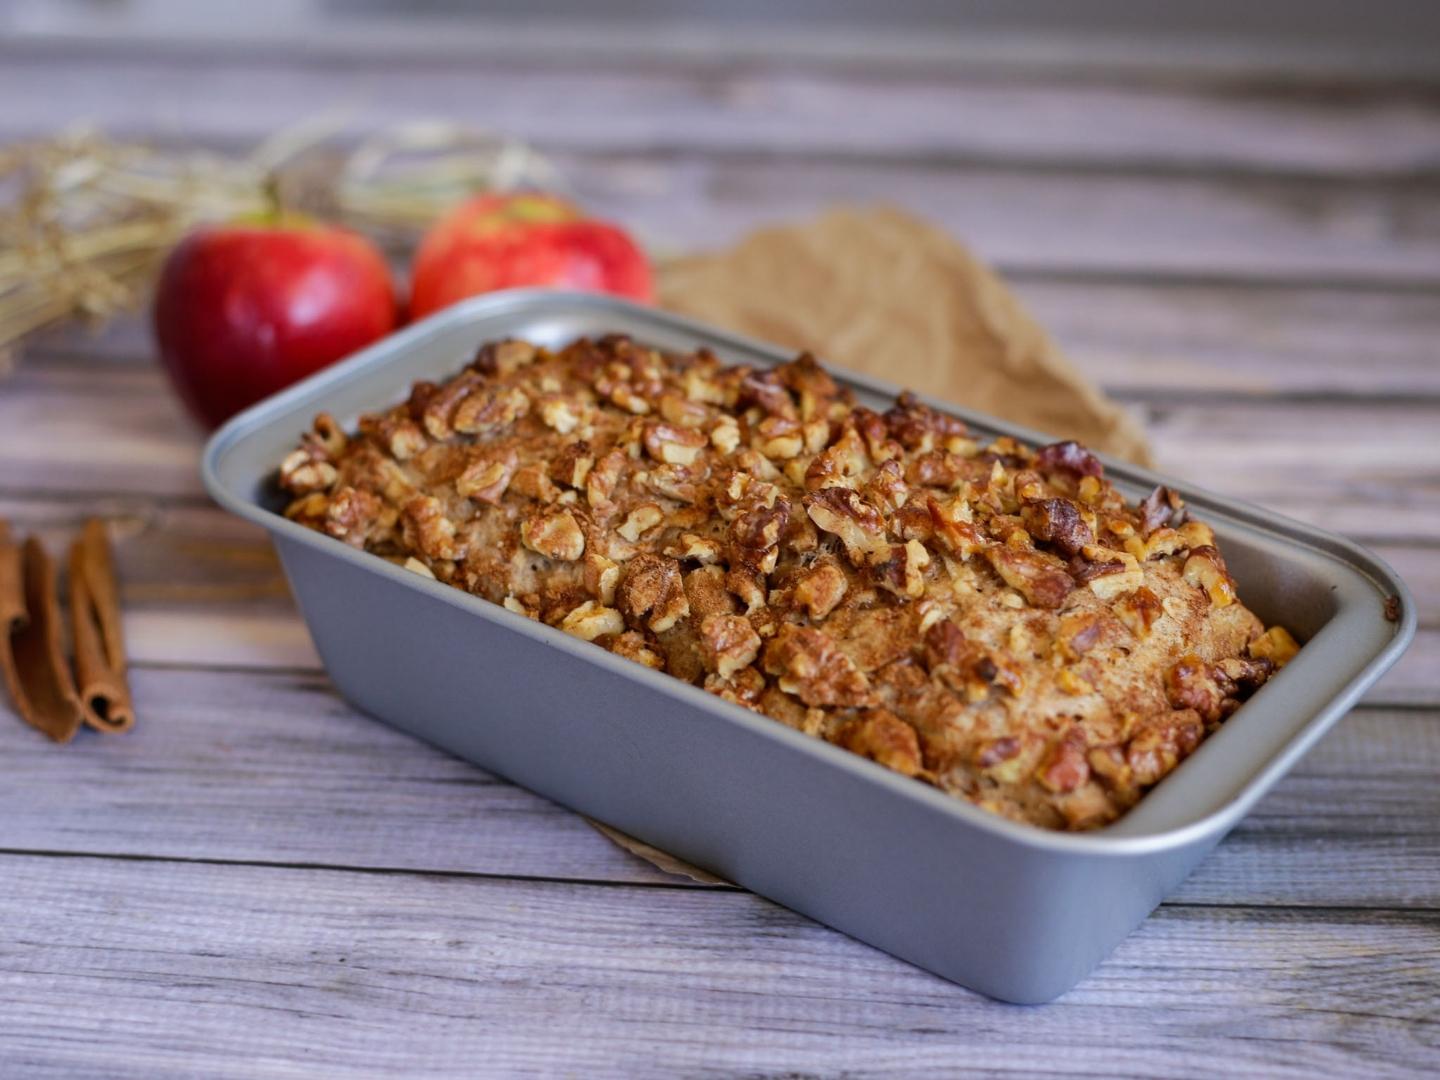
[[68, 518, 134, 734], [0, 523, 84, 742]]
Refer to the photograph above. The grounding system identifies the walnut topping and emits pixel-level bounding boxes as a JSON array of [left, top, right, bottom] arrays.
[[1021, 497, 1093, 558], [550, 441, 595, 490], [698, 614, 762, 679], [283, 334, 1293, 833], [375, 416, 428, 461], [1125, 527, 1186, 563], [1035, 440, 1104, 479], [872, 539, 930, 599], [793, 562, 848, 620], [278, 450, 338, 495], [581, 552, 620, 605], [617, 503, 665, 543], [610, 630, 666, 670], [1055, 611, 1105, 661], [521, 508, 586, 562], [835, 710, 923, 777], [472, 339, 537, 376], [927, 497, 984, 559], [457, 448, 518, 504], [586, 449, 627, 512], [643, 421, 707, 465], [616, 553, 690, 633], [1037, 728, 1089, 793], [1248, 625, 1300, 667], [539, 396, 582, 434], [1140, 485, 1187, 535], [756, 416, 805, 460], [401, 494, 464, 560], [763, 624, 872, 708], [454, 385, 530, 436], [805, 487, 888, 564], [1183, 545, 1237, 607], [1081, 550, 1144, 599], [510, 462, 560, 504], [1114, 586, 1164, 638], [984, 546, 1073, 609], [709, 416, 741, 455], [1165, 654, 1229, 723], [559, 601, 625, 642]]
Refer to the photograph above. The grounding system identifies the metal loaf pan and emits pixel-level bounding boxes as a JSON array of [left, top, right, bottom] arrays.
[[203, 290, 1415, 1003]]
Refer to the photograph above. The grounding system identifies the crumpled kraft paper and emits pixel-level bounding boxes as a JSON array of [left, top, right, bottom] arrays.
[[658, 206, 1151, 464], [589, 207, 1152, 884]]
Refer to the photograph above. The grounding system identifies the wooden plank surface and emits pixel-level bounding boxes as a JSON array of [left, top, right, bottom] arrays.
[[1, 670, 1436, 909], [2, 853, 1437, 1080], [1, 26, 1438, 1079]]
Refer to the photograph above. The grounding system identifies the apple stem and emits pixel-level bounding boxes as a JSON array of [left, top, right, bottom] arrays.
[[263, 172, 286, 223]]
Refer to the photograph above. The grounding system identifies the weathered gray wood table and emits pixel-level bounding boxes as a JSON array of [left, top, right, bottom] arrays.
[[1, 25, 1438, 1079]]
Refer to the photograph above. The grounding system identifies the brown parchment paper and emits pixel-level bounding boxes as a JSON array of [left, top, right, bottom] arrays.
[[658, 206, 1151, 464], [589, 207, 1152, 882]]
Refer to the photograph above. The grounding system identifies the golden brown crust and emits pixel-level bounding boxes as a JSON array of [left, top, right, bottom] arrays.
[[280, 336, 1296, 831]]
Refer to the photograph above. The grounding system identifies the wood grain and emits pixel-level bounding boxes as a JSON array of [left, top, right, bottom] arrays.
[[0, 852, 1435, 1079], [3, 50, 1438, 179], [0, 665, 1434, 909]]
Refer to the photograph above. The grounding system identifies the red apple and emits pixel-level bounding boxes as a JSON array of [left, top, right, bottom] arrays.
[[408, 193, 652, 320], [154, 218, 398, 429]]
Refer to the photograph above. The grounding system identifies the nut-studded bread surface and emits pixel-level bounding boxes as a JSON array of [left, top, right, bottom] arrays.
[[280, 335, 1298, 831]]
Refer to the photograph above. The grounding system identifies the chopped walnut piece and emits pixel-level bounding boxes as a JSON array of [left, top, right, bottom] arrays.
[[1140, 485, 1187, 535], [643, 421, 707, 465], [616, 553, 690, 633], [699, 614, 762, 679], [1248, 625, 1300, 667], [835, 710, 923, 777], [763, 624, 872, 708], [872, 540, 930, 599], [1183, 545, 1237, 607], [805, 487, 888, 564], [456, 448, 518, 504], [1037, 728, 1090, 793], [586, 449, 628, 513], [984, 547, 1073, 609], [1035, 440, 1104, 479], [1021, 497, 1093, 558], [709, 416, 741, 455], [1056, 667, 1094, 696], [400, 495, 464, 560], [793, 562, 848, 620], [454, 385, 530, 436], [756, 416, 805, 460], [538, 396, 582, 434], [1164, 654, 1229, 723], [617, 503, 665, 543], [583, 552, 621, 605], [521, 508, 586, 562], [1054, 611, 1105, 661], [559, 601, 625, 642], [472, 339, 537, 375], [1114, 586, 1164, 638], [278, 450, 338, 495], [610, 630, 666, 670]]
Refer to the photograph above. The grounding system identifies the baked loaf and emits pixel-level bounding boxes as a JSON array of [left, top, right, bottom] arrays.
[[280, 335, 1298, 830]]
